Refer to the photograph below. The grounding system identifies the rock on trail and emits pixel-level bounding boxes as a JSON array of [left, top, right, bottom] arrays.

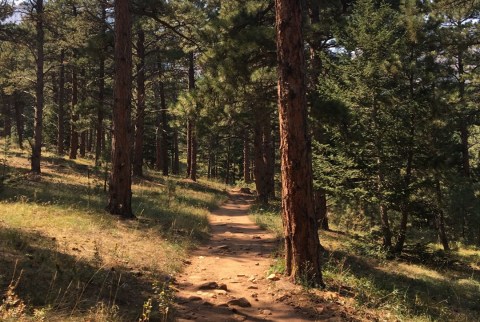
[[173, 190, 317, 322]]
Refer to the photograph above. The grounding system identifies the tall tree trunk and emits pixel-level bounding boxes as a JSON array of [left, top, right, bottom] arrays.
[[31, 0, 44, 174], [225, 137, 231, 184], [79, 68, 87, 158], [186, 120, 192, 177], [161, 90, 169, 176], [106, 0, 134, 218], [275, 0, 324, 287], [95, 4, 106, 165], [13, 93, 23, 148], [172, 128, 179, 175], [58, 50, 66, 155], [187, 52, 197, 181], [80, 131, 86, 157], [394, 70, 415, 254], [133, 27, 145, 177], [253, 108, 269, 204], [2, 95, 11, 137], [69, 68, 79, 160], [190, 125, 197, 181], [314, 188, 329, 230], [264, 122, 275, 198], [87, 129, 93, 152], [243, 131, 251, 183], [435, 174, 450, 251]]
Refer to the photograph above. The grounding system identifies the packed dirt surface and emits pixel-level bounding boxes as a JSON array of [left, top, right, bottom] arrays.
[[173, 191, 342, 322]]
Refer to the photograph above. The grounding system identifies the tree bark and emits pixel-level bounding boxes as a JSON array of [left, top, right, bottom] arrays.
[[31, 0, 44, 174], [243, 131, 251, 183], [13, 93, 23, 148], [95, 4, 106, 166], [314, 188, 329, 230], [253, 108, 269, 204], [172, 128, 179, 175], [275, 0, 324, 287], [106, 0, 134, 218], [435, 174, 450, 251], [187, 52, 197, 181], [69, 68, 79, 160], [57, 50, 66, 155], [133, 27, 145, 177], [2, 95, 12, 138], [155, 58, 169, 176]]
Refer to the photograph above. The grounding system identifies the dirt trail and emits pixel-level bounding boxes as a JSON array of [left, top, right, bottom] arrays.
[[173, 191, 317, 322]]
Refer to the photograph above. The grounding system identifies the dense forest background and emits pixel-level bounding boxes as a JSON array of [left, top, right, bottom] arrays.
[[0, 0, 479, 320]]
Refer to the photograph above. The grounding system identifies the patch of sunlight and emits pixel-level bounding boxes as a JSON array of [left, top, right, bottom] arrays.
[[380, 262, 447, 281]]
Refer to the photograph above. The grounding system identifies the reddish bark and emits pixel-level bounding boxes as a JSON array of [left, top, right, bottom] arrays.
[[106, 0, 134, 218], [275, 0, 324, 286]]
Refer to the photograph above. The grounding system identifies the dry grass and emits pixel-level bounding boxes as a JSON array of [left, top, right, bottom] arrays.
[[0, 143, 227, 321], [250, 203, 480, 322]]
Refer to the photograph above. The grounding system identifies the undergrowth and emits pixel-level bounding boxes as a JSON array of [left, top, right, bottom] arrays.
[[250, 203, 480, 321]]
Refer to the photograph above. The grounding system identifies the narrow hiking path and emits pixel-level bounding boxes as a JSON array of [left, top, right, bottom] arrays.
[[173, 191, 320, 322]]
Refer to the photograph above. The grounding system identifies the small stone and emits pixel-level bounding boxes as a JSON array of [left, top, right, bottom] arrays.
[[261, 309, 272, 316], [188, 296, 202, 302], [214, 289, 227, 295], [251, 293, 258, 298], [198, 281, 218, 290], [218, 283, 228, 291], [218, 245, 229, 250], [252, 236, 261, 239], [198, 256, 205, 259], [247, 286, 258, 289], [266, 274, 279, 281], [248, 276, 256, 282], [202, 301, 213, 306], [255, 262, 260, 266], [227, 297, 252, 308], [237, 274, 246, 277]]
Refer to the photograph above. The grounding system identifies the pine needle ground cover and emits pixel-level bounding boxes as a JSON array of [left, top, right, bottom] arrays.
[[250, 204, 480, 322], [0, 144, 226, 321]]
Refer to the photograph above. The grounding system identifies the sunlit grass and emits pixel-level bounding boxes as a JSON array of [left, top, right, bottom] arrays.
[[249, 204, 480, 321], [0, 143, 227, 320]]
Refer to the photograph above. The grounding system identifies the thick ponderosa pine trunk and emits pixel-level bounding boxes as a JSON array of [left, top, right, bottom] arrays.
[[275, 0, 324, 287], [133, 27, 145, 177], [69, 68, 79, 160], [106, 0, 134, 218], [31, 0, 44, 174]]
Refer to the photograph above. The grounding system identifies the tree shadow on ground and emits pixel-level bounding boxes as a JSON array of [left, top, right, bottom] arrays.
[[0, 226, 167, 320], [320, 245, 480, 320]]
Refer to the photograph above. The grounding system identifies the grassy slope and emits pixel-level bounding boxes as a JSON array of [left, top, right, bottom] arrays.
[[250, 202, 480, 322], [0, 145, 227, 321]]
